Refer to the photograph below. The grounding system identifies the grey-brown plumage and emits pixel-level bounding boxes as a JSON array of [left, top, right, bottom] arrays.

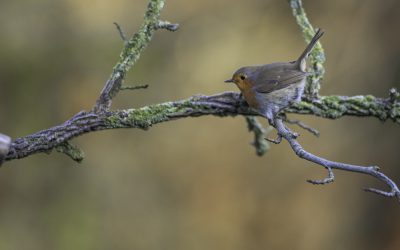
[[225, 28, 324, 125]]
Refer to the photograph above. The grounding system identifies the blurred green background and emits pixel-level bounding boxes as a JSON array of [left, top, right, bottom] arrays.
[[1, 0, 400, 249]]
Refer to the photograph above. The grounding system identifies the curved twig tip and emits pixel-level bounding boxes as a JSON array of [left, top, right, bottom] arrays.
[[307, 167, 334, 185], [114, 22, 128, 42], [364, 187, 400, 202]]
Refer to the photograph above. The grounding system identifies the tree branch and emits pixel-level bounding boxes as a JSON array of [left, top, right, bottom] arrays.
[[289, 0, 325, 98], [294, 90, 400, 122], [245, 116, 271, 156], [283, 116, 320, 137], [5, 91, 399, 162], [93, 0, 167, 113], [113, 22, 128, 42], [273, 118, 400, 200]]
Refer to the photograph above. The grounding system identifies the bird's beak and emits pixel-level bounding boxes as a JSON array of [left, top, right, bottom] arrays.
[[224, 79, 234, 83]]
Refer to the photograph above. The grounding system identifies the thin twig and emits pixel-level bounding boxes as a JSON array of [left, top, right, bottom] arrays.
[[120, 84, 149, 90], [265, 134, 282, 144], [284, 117, 319, 137], [113, 22, 128, 42]]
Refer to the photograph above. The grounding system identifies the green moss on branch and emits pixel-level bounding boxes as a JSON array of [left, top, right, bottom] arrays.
[[291, 94, 400, 123], [288, 0, 325, 98], [5, 91, 399, 162]]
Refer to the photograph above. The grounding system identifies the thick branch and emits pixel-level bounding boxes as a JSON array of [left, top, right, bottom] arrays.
[[294, 93, 400, 122], [5, 91, 399, 161]]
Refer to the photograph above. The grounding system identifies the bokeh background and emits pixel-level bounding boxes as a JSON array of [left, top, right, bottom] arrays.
[[0, 0, 400, 249]]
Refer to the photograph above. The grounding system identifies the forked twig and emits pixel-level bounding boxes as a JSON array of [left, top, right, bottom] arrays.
[[284, 116, 319, 137], [273, 118, 400, 201]]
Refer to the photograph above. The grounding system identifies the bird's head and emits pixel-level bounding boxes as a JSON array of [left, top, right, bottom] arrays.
[[225, 66, 258, 90]]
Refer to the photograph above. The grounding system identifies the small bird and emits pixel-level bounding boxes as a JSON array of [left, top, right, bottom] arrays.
[[225, 28, 324, 125]]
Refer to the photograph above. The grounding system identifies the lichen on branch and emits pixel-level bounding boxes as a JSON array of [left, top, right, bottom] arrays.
[[5, 91, 399, 161], [288, 0, 325, 98], [93, 0, 169, 113], [293, 92, 400, 123]]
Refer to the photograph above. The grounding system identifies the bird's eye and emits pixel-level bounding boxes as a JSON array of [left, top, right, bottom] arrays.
[[240, 75, 246, 80]]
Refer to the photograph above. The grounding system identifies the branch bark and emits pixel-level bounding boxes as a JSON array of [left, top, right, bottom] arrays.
[[5, 91, 399, 161]]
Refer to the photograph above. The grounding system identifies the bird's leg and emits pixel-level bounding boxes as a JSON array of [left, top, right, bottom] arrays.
[[267, 117, 275, 127], [273, 114, 299, 139], [265, 114, 298, 143]]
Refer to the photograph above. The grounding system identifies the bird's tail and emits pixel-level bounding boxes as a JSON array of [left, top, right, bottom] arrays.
[[296, 28, 324, 64]]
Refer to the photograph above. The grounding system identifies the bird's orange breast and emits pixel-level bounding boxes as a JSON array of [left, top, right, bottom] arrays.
[[237, 80, 259, 109]]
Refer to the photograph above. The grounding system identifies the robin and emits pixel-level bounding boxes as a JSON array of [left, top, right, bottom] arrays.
[[225, 28, 324, 125]]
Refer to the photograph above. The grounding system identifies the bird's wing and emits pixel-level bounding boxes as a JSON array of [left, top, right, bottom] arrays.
[[252, 69, 307, 94]]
